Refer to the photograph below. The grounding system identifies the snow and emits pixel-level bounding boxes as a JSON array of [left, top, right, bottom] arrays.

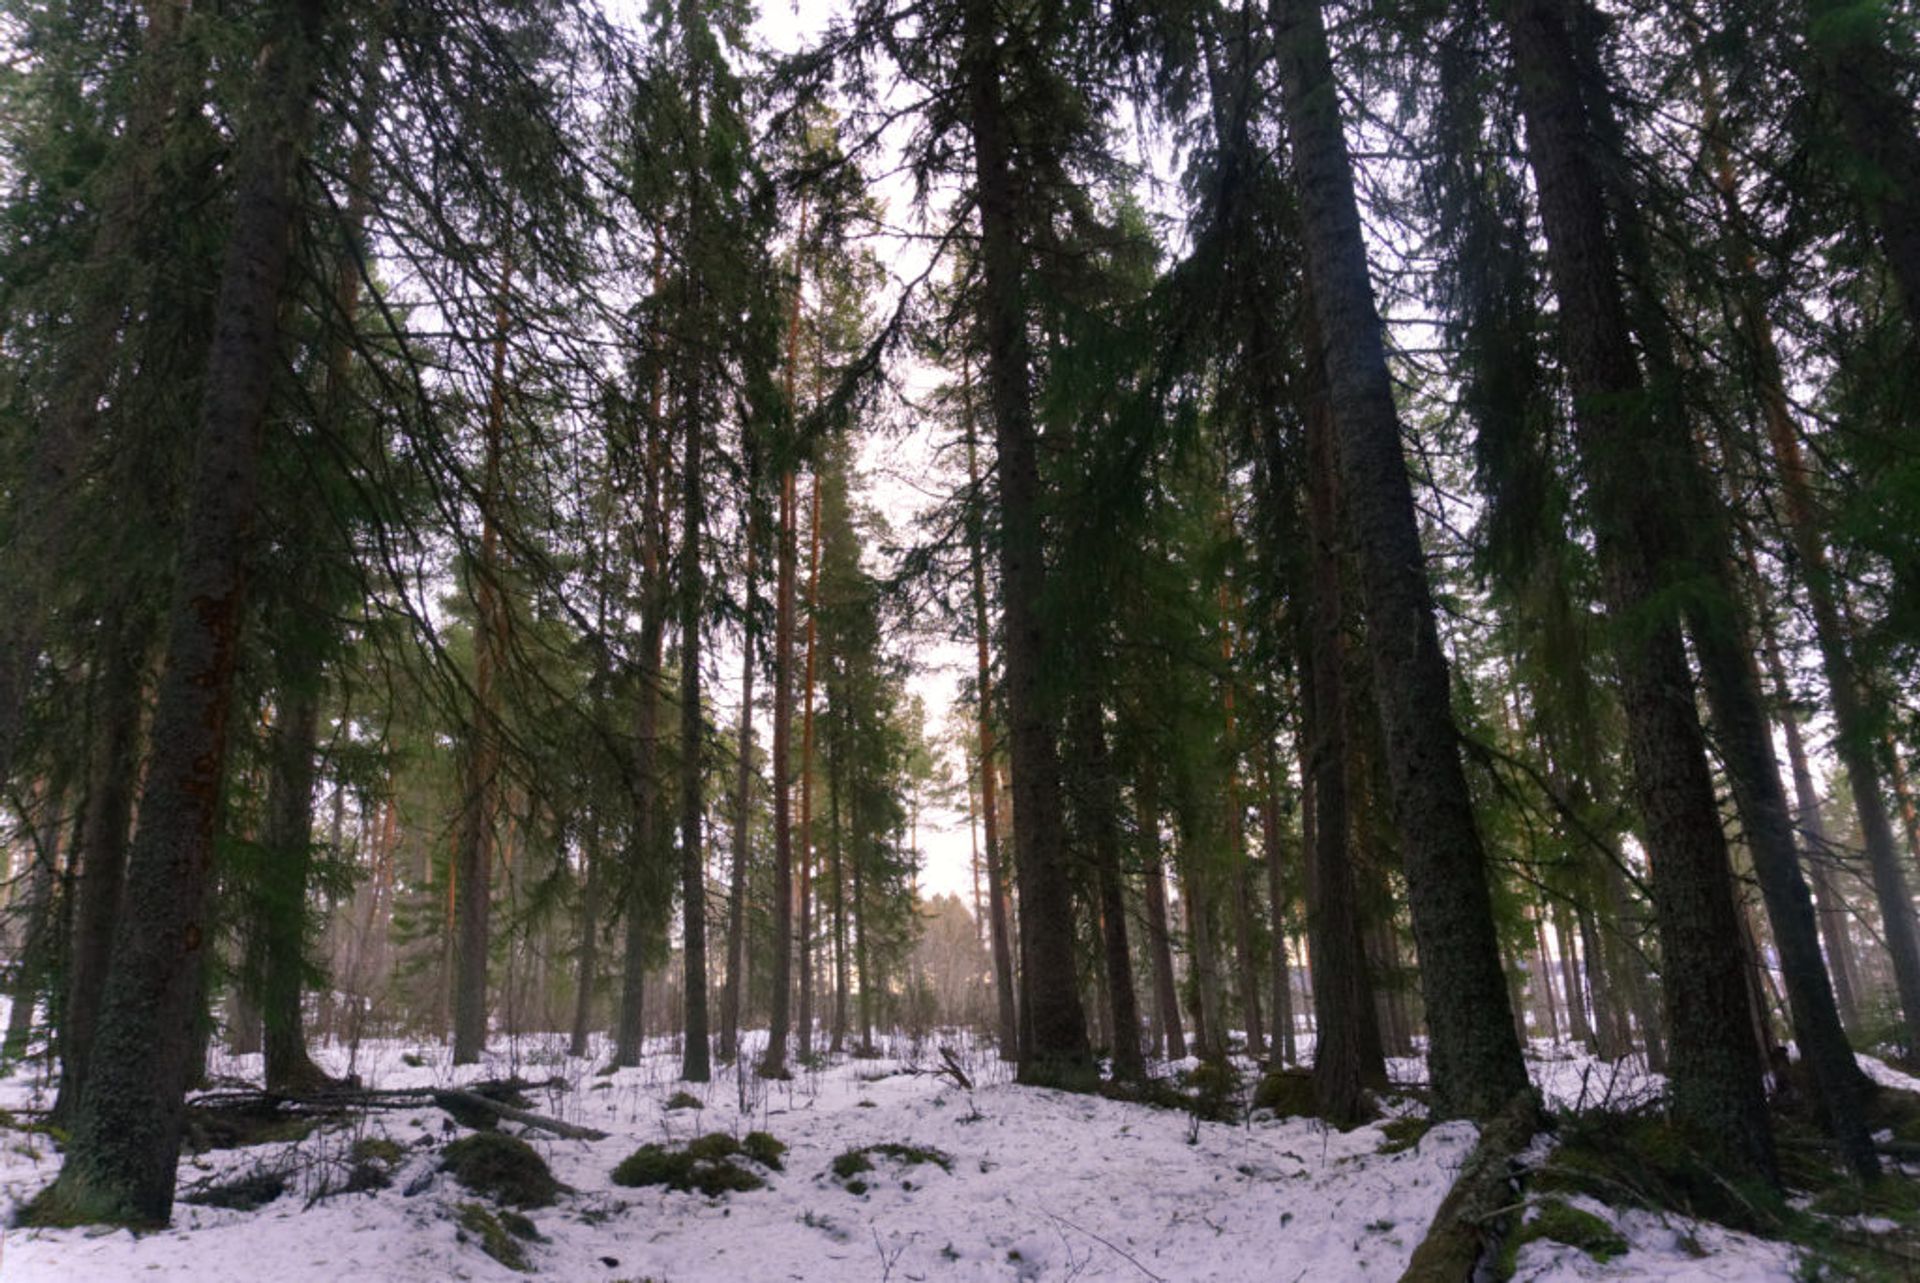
[[0, 1031, 1903, 1281], [0, 1031, 1478, 1281], [1507, 1193, 1800, 1281]]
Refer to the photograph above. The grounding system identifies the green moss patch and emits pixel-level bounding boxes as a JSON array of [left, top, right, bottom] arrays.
[[1502, 1199, 1628, 1271], [456, 1201, 531, 1272], [1377, 1115, 1435, 1155], [743, 1131, 787, 1170], [831, 1142, 952, 1193], [440, 1133, 563, 1208], [611, 1132, 779, 1197], [663, 1090, 703, 1111]]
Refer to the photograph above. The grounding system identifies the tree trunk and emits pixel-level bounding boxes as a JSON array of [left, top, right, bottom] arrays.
[[830, 718, 849, 1052], [1297, 312, 1384, 1124], [1262, 742, 1297, 1065], [39, 0, 327, 1226], [717, 513, 756, 1064], [615, 358, 671, 1070], [760, 463, 797, 1079], [52, 605, 147, 1123], [1137, 773, 1185, 1060], [961, 0, 1089, 1084], [1219, 587, 1265, 1059], [569, 814, 602, 1060], [1073, 696, 1142, 1080], [677, 347, 711, 1084], [797, 473, 823, 1061], [452, 241, 513, 1066], [1502, 0, 1771, 1176], [261, 652, 328, 1093], [1271, 0, 1527, 1120], [963, 387, 1020, 1059]]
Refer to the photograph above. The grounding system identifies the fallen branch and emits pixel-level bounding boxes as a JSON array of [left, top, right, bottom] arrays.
[[1398, 1090, 1543, 1283]]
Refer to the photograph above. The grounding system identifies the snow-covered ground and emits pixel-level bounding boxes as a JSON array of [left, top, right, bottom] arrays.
[[0, 1031, 1889, 1280]]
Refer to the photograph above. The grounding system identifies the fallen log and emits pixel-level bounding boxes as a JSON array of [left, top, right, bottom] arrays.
[[1398, 1090, 1543, 1283], [186, 1081, 608, 1142]]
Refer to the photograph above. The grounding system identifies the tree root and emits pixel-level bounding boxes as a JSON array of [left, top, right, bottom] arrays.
[[1398, 1090, 1543, 1283]]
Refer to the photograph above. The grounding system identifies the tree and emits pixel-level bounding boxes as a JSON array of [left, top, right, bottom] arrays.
[[1269, 0, 1529, 1120]]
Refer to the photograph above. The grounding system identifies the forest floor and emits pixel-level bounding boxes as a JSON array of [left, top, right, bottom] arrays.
[[0, 1028, 1896, 1280]]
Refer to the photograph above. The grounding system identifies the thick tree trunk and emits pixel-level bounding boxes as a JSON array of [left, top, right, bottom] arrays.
[[38, 0, 327, 1226], [961, 0, 1089, 1084], [1502, 0, 1771, 1175], [1687, 577, 1876, 1174], [1298, 316, 1384, 1123], [1271, 0, 1527, 1120], [52, 605, 147, 1123]]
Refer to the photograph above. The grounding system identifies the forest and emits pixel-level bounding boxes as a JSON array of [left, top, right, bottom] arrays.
[[0, 0, 1917, 1278]]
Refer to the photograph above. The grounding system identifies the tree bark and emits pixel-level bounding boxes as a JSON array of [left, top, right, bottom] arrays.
[[797, 473, 823, 1061], [39, 0, 328, 1226], [963, 385, 1020, 1058], [760, 464, 797, 1079], [677, 348, 711, 1083], [569, 814, 602, 1059], [1271, 0, 1527, 1119], [261, 651, 329, 1093], [961, 0, 1089, 1084], [1298, 306, 1384, 1123], [1137, 772, 1185, 1060], [52, 605, 147, 1123], [1073, 696, 1142, 1080], [1502, 0, 1771, 1175], [452, 241, 513, 1066], [717, 512, 756, 1064], [615, 352, 671, 1070]]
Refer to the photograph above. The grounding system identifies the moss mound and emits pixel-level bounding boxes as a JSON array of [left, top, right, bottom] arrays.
[[456, 1201, 531, 1272], [1500, 1198, 1628, 1271], [1531, 1109, 1783, 1234], [1252, 1070, 1316, 1118], [663, 1090, 703, 1111], [439, 1132, 562, 1208], [611, 1132, 776, 1196], [743, 1130, 787, 1170]]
